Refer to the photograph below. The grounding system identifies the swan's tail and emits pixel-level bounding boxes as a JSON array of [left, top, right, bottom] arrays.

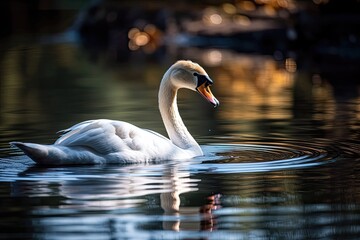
[[10, 142, 102, 165], [10, 142, 52, 165]]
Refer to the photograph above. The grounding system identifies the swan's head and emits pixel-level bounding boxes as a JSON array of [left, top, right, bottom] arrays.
[[169, 60, 219, 107]]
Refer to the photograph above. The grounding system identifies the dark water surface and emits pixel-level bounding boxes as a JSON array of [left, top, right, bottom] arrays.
[[0, 39, 360, 239]]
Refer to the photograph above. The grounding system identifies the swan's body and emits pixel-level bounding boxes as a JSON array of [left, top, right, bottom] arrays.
[[11, 60, 219, 165]]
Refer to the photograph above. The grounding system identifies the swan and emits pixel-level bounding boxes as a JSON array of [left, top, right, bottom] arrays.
[[10, 60, 219, 165]]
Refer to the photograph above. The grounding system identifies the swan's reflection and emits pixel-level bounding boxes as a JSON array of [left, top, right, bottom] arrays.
[[160, 164, 221, 232], [11, 159, 221, 234], [161, 191, 221, 232], [6, 155, 359, 239]]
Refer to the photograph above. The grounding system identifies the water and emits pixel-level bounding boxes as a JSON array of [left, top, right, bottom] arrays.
[[0, 38, 360, 239]]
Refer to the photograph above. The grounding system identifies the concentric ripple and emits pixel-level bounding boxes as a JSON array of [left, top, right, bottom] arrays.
[[192, 140, 350, 174], [0, 139, 359, 179]]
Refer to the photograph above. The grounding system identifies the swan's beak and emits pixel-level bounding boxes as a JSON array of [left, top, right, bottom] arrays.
[[196, 83, 220, 107]]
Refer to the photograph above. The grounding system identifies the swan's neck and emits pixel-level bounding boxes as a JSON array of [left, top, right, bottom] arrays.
[[158, 75, 202, 155]]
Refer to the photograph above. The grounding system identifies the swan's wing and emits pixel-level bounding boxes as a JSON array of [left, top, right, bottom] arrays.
[[57, 120, 97, 135], [54, 119, 174, 156]]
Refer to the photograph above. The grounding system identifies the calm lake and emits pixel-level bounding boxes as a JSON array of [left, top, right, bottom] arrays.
[[0, 36, 359, 239]]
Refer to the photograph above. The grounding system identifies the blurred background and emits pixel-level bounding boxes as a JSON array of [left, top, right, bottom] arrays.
[[0, 0, 359, 148]]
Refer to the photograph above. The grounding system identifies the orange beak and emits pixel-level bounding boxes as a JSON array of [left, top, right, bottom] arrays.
[[196, 82, 219, 107]]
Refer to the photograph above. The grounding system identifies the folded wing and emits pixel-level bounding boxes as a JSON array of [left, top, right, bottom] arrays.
[[55, 119, 180, 159]]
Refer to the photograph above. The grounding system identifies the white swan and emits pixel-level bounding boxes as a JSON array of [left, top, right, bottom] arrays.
[[10, 60, 219, 165]]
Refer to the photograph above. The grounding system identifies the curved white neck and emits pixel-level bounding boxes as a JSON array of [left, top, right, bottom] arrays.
[[158, 73, 202, 155]]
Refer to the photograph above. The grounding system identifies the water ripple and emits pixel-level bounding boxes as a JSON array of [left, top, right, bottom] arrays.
[[193, 140, 348, 174], [0, 139, 358, 181]]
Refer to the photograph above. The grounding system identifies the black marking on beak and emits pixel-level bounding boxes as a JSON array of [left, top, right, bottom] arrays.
[[194, 72, 213, 89]]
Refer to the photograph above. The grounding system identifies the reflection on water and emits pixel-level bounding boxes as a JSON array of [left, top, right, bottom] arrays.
[[1, 145, 360, 239], [0, 37, 360, 239]]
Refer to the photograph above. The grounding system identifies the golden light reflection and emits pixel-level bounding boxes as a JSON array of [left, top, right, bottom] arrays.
[[209, 13, 223, 25], [233, 15, 251, 26], [205, 50, 223, 66], [181, 49, 353, 143], [222, 3, 237, 14], [134, 32, 150, 46], [285, 58, 297, 73], [211, 54, 295, 127], [312, 83, 335, 122], [127, 25, 162, 52], [254, 0, 296, 8], [128, 28, 150, 48], [277, 0, 289, 8], [236, 1, 256, 11], [128, 27, 140, 39], [263, 5, 277, 16], [203, 7, 224, 25]]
